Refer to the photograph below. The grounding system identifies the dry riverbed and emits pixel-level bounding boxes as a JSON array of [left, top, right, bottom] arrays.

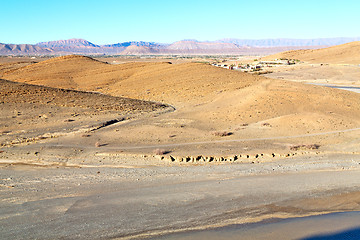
[[1, 153, 360, 239]]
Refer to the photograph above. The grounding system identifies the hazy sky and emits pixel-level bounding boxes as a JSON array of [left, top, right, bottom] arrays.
[[2, 0, 360, 44]]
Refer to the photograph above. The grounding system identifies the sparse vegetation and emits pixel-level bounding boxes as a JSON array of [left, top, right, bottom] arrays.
[[211, 131, 233, 137], [252, 70, 273, 75], [153, 148, 169, 155], [290, 144, 320, 151]]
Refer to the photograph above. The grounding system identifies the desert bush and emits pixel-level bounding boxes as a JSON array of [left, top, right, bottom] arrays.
[[95, 141, 101, 148], [290, 144, 320, 151], [153, 148, 168, 155], [253, 70, 273, 75], [211, 131, 232, 137]]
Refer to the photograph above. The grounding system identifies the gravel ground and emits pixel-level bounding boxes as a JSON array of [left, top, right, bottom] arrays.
[[1, 153, 360, 239]]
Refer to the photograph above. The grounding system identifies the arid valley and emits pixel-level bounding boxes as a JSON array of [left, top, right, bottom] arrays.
[[1, 40, 360, 239]]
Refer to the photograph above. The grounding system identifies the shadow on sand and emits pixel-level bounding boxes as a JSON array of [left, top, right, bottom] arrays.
[[302, 227, 360, 240]]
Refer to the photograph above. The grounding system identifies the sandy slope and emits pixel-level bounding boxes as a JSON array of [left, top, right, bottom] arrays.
[[3, 55, 360, 132], [1, 55, 360, 159], [2, 55, 263, 105], [264, 63, 360, 88], [262, 41, 360, 64], [0, 79, 170, 147], [1, 54, 360, 239]]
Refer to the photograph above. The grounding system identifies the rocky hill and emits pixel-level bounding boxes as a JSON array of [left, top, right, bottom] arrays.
[[0, 43, 53, 55], [36, 38, 105, 54], [37, 38, 100, 48], [104, 41, 165, 48]]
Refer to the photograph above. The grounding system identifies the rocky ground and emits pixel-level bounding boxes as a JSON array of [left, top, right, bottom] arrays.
[[1, 153, 360, 239], [1, 54, 360, 239]]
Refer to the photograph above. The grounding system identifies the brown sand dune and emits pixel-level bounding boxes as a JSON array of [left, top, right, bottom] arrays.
[[2, 55, 360, 142], [262, 41, 360, 64]]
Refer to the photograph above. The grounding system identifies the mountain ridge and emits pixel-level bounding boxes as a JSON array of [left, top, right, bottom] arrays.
[[0, 43, 53, 55], [1, 37, 360, 55], [37, 38, 100, 48], [219, 37, 360, 47]]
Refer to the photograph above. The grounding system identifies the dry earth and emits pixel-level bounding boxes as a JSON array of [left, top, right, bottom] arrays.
[[260, 41, 360, 88], [1, 50, 360, 239], [1, 54, 360, 159], [262, 41, 360, 64], [0, 78, 171, 148]]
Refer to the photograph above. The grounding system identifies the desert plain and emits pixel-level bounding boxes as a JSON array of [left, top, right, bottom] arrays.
[[1, 42, 360, 239]]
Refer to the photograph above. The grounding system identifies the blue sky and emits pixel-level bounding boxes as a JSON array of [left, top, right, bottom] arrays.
[[1, 0, 360, 44]]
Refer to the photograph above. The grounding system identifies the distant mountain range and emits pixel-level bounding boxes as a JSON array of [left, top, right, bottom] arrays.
[[1, 37, 359, 55], [218, 37, 360, 47], [0, 43, 53, 55]]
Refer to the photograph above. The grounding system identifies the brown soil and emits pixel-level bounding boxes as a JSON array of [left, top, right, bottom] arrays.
[[0, 78, 170, 147], [0, 78, 167, 112], [1, 53, 360, 239], [0, 54, 359, 159], [2, 55, 360, 129], [262, 41, 360, 64]]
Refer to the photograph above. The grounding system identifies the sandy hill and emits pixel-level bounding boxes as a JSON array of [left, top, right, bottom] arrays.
[[0, 61, 38, 77], [3, 55, 360, 137], [0, 78, 167, 112], [0, 78, 170, 147], [2, 55, 263, 105], [1, 55, 113, 89], [262, 41, 360, 64]]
